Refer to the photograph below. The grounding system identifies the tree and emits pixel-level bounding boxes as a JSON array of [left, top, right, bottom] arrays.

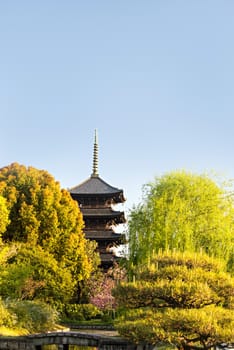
[[89, 264, 126, 311], [113, 251, 234, 350], [0, 243, 75, 304], [0, 196, 9, 236], [128, 171, 234, 272], [0, 163, 84, 249], [0, 163, 100, 302]]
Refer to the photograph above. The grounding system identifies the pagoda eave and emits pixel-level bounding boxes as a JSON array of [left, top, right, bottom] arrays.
[[82, 208, 126, 222], [84, 231, 124, 242]]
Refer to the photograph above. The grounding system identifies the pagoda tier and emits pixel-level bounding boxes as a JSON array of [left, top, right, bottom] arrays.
[[82, 208, 125, 227], [100, 253, 122, 270], [69, 130, 126, 270], [84, 230, 123, 242], [70, 176, 126, 206]]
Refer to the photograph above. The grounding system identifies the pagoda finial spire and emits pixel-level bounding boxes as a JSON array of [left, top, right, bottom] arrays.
[[92, 129, 99, 177]]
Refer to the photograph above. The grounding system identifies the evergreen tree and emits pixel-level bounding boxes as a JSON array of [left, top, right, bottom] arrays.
[[113, 251, 234, 350]]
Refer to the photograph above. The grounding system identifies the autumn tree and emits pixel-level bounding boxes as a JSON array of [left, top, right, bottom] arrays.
[[0, 196, 9, 236], [113, 251, 234, 350], [0, 163, 100, 303], [128, 171, 234, 272]]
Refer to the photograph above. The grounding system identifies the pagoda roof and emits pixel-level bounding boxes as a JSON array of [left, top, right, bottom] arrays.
[[70, 175, 125, 197]]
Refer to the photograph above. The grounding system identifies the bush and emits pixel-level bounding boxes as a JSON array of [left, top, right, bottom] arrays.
[[0, 299, 16, 328], [65, 304, 102, 321], [7, 300, 59, 333], [101, 309, 115, 322]]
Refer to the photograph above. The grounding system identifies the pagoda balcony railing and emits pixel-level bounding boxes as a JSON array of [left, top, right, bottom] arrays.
[[80, 203, 110, 209], [84, 224, 114, 230]]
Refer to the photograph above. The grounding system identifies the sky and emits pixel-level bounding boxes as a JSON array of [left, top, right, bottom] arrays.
[[1, 1, 234, 213]]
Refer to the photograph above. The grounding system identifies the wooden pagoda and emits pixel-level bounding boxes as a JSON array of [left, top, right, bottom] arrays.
[[69, 131, 126, 270]]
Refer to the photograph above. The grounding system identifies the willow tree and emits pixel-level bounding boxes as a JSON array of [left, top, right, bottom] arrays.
[[0, 163, 100, 302], [128, 171, 234, 272]]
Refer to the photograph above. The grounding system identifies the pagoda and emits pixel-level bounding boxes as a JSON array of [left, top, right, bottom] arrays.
[[69, 131, 126, 270]]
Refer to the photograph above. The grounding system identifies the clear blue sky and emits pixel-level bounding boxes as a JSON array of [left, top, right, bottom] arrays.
[[1, 1, 234, 211]]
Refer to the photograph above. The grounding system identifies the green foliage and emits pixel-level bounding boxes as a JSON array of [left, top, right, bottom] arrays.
[[113, 251, 234, 350], [0, 162, 103, 332], [113, 280, 222, 309], [128, 171, 234, 272], [0, 243, 17, 266], [0, 163, 84, 250], [115, 306, 234, 346], [0, 196, 9, 236], [6, 300, 59, 333], [0, 244, 75, 304], [0, 163, 100, 304], [0, 298, 58, 334], [64, 303, 102, 321], [0, 299, 16, 328]]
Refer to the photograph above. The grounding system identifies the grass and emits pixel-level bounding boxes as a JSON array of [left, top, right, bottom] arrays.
[[61, 318, 114, 328], [0, 326, 29, 336]]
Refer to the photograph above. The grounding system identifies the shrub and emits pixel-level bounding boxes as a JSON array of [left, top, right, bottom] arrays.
[[65, 304, 102, 321], [0, 299, 16, 328], [7, 300, 59, 333]]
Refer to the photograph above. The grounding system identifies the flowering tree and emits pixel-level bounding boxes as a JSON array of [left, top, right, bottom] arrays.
[[90, 264, 126, 311]]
